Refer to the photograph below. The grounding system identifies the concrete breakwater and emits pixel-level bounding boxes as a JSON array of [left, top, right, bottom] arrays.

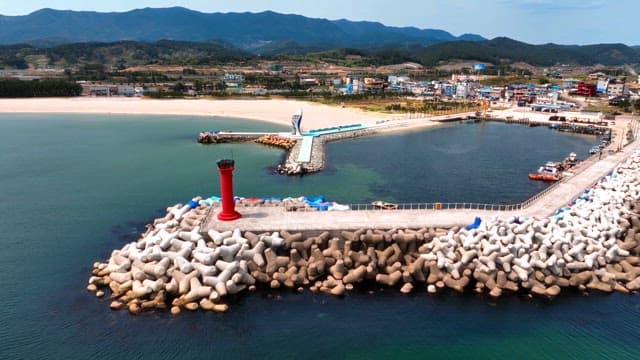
[[88, 149, 640, 314], [197, 132, 262, 144], [283, 128, 376, 174], [198, 128, 375, 175]]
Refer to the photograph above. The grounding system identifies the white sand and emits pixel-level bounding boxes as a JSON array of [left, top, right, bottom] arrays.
[[0, 97, 398, 130]]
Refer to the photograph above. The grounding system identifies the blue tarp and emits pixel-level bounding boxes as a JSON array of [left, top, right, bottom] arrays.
[[309, 201, 331, 211], [304, 196, 325, 204], [465, 216, 482, 230]]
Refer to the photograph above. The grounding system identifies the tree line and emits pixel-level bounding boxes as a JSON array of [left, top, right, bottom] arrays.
[[2, 38, 639, 72], [0, 79, 82, 97]]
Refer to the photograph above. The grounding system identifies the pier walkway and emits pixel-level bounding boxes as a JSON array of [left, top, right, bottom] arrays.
[[202, 136, 639, 233], [296, 136, 314, 163]]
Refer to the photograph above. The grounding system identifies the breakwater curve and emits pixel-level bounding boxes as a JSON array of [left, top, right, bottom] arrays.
[[88, 147, 640, 314]]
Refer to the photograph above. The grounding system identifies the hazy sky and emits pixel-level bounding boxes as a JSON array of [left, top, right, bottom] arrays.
[[2, 0, 637, 45]]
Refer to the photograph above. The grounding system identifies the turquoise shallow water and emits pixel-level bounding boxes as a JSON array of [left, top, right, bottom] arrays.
[[1, 113, 638, 359]]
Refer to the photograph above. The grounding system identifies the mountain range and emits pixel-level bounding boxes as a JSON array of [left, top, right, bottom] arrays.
[[0, 7, 638, 69], [0, 7, 484, 51]]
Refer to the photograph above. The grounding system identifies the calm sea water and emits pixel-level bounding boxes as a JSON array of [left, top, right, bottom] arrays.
[[1, 113, 638, 360]]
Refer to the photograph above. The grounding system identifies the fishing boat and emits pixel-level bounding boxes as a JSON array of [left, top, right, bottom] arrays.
[[528, 162, 562, 181]]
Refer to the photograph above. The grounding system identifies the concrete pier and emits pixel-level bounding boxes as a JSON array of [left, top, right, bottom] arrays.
[[296, 136, 314, 163], [202, 136, 639, 234], [90, 110, 640, 313]]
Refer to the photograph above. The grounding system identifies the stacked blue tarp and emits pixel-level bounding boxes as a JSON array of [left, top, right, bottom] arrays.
[[304, 195, 332, 211]]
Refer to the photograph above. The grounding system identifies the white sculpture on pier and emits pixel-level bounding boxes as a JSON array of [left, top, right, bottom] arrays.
[[291, 109, 303, 136]]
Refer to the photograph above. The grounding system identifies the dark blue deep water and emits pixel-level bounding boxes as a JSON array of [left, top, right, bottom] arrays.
[[1, 113, 638, 359]]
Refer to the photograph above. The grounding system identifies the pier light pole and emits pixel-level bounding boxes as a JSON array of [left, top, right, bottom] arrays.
[[216, 159, 241, 221]]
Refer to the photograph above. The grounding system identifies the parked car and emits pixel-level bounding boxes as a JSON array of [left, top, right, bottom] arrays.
[[609, 96, 629, 106]]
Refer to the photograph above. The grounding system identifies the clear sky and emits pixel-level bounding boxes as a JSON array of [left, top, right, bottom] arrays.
[[2, 0, 637, 45]]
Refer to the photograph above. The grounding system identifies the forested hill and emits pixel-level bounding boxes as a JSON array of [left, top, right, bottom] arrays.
[[0, 7, 483, 51], [0, 40, 253, 69], [411, 37, 640, 66], [2, 37, 638, 70]]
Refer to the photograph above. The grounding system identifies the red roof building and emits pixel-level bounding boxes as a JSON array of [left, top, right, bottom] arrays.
[[574, 82, 597, 97]]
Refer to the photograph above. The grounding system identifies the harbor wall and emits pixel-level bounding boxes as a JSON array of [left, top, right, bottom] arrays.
[[88, 149, 640, 314], [480, 116, 610, 135]]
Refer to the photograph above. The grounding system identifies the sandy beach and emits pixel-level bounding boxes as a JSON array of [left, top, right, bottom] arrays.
[[5, 96, 615, 135], [0, 97, 403, 131]]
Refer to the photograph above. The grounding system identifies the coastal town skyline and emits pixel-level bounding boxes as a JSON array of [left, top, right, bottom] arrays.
[[2, 0, 638, 46]]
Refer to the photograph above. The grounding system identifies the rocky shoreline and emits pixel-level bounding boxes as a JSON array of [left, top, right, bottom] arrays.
[[88, 150, 640, 314]]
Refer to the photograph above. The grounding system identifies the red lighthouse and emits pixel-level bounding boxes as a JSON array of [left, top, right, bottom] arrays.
[[216, 159, 241, 221]]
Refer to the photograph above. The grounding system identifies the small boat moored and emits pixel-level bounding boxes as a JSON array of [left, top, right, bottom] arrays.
[[528, 173, 560, 181], [371, 201, 399, 210]]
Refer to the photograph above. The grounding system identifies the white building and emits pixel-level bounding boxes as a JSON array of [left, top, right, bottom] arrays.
[[117, 85, 135, 97], [455, 82, 471, 98], [597, 79, 609, 94], [607, 83, 628, 97], [223, 73, 244, 87]]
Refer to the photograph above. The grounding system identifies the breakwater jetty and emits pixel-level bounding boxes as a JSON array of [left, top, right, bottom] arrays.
[[197, 109, 477, 176], [438, 113, 611, 136], [282, 127, 377, 174], [197, 131, 268, 144], [491, 117, 609, 135], [88, 136, 640, 314], [198, 122, 381, 175]]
